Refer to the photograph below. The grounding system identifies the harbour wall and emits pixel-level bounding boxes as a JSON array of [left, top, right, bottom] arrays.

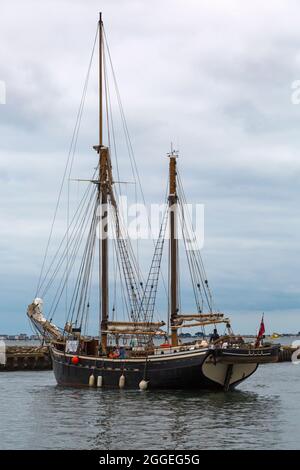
[[0, 345, 52, 371]]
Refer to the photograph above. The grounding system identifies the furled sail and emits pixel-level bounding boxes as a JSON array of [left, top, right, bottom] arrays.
[[27, 298, 63, 341]]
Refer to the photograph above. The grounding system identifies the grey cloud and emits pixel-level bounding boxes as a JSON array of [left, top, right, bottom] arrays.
[[1, 0, 300, 332]]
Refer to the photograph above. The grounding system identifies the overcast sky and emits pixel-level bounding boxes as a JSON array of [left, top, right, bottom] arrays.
[[1, 0, 300, 334]]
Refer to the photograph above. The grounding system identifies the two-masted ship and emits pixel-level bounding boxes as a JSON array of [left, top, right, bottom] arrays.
[[27, 14, 279, 391]]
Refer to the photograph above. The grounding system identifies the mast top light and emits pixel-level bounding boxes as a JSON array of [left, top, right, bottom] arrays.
[[167, 142, 179, 158]]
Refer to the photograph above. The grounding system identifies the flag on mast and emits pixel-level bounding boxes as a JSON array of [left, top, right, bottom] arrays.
[[255, 314, 265, 348]]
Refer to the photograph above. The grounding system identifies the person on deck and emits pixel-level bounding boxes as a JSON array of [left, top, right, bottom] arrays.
[[119, 347, 126, 359], [210, 328, 220, 343]]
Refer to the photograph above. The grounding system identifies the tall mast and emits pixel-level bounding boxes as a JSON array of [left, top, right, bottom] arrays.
[[168, 148, 179, 346], [98, 12, 108, 353], [99, 12, 103, 147]]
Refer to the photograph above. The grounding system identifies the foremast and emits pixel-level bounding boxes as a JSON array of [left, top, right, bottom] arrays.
[[169, 149, 179, 346], [97, 12, 109, 353]]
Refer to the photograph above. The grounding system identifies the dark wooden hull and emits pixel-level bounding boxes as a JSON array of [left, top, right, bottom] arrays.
[[50, 345, 271, 391]]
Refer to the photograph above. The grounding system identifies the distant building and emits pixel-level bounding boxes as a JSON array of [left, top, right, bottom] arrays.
[[30, 334, 40, 340], [19, 333, 29, 340], [0, 333, 41, 341]]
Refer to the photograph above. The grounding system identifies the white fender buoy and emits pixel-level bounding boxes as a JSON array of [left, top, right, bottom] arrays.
[[89, 374, 95, 387], [139, 379, 148, 391], [97, 375, 103, 388], [119, 374, 125, 389]]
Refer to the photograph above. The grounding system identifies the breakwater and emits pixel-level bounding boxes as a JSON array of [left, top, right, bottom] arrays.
[[0, 345, 52, 371]]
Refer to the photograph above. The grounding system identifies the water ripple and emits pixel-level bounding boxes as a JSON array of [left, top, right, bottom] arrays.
[[0, 363, 299, 449]]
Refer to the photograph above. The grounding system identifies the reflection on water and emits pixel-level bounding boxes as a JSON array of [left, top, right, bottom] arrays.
[[0, 363, 299, 449], [88, 388, 281, 450]]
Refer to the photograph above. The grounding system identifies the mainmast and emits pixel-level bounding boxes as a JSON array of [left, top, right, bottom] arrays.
[[98, 12, 109, 353], [168, 148, 179, 346]]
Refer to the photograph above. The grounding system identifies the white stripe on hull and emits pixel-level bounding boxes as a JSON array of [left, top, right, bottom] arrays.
[[51, 346, 209, 363]]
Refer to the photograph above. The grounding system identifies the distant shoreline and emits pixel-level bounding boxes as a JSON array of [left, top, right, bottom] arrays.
[[1, 333, 299, 341]]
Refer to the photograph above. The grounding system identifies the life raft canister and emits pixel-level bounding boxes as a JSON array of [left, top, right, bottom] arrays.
[[108, 351, 120, 359], [159, 342, 172, 348]]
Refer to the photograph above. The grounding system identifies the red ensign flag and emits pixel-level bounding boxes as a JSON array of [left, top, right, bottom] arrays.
[[255, 315, 265, 347], [258, 317, 265, 337]]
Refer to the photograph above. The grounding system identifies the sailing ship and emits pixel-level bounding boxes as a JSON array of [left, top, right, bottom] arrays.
[[27, 14, 279, 391]]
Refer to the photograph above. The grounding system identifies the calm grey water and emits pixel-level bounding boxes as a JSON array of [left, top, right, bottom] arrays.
[[0, 362, 299, 450]]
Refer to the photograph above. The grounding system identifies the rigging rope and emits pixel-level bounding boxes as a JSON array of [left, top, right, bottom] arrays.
[[177, 169, 215, 313], [36, 25, 99, 297], [103, 26, 169, 302]]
